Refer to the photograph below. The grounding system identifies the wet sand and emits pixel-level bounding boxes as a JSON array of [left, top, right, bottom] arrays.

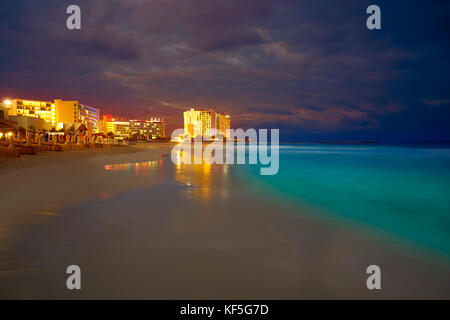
[[1, 143, 450, 299]]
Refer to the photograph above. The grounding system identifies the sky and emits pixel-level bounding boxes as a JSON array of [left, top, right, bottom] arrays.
[[0, 0, 449, 141]]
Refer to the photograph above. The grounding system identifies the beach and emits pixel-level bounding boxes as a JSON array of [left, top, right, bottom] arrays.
[[1, 143, 450, 299]]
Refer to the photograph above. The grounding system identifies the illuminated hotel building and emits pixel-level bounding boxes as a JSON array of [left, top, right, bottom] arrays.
[[150, 119, 166, 139], [53, 100, 78, 126], [215, 113, 231, 139], [7, 99, 56, 126], [105, 118, 130, 140], [101, 117, 166, 140], [6, 99, 100, 133], [129, 119, 166, 140], [184, 108, 214, 140], [54, 99, 100, 133], [79, 104, 100, 133], [184, 108, 230, 140]]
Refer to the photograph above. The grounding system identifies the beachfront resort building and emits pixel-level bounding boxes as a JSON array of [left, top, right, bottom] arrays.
[[129, 119, 166, 140], [184, 108, 231, 140], [215, 113, 231, 140], [109, 119, 131, 140], [2, 97, 166, 141], [6, 99, 56, 127], [54, 99, 100, 133], [79, 104, 100, 133], [184, 109, 214, 140], [5, 98, 100, 133], [100, 116, 166, 141]]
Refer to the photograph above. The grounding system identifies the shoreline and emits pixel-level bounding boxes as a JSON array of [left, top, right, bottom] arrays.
[[0, 144, 171, 250], [0, 144, 141, 172]]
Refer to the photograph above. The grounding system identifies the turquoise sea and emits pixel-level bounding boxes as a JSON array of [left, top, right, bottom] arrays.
[[242, 143, 450, 256]]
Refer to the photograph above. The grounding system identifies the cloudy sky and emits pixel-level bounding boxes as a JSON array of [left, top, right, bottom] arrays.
[[0, 0, 449, 141]]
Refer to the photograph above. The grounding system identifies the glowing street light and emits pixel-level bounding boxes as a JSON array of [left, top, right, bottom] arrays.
[[4, 99, 11, 106]]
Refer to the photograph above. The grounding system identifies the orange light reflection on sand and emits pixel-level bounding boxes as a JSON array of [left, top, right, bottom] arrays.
[[104, 160, 160, 176], [174, 150, 229, 201], [104, 153, 229, 201]]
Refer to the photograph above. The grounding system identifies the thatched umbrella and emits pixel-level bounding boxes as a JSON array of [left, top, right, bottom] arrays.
[[0, 119, 17, 148], [107, 132, 115, 144], [77, 124, 87, 144], [92, 132, 106, 144], [0, 119, 16, 134]]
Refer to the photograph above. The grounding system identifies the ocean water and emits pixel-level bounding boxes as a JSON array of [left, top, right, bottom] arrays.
[[242, 143, 450, 256]]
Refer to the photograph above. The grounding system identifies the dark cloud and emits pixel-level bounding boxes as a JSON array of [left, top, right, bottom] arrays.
[[0, 0, 449, 141], [182, 0, 274, 51]]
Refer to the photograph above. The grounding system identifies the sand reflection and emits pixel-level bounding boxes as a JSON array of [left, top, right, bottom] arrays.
[[104, 160, 161, 176], [174, 150, 230, 201], [104, 151, 230, 201]]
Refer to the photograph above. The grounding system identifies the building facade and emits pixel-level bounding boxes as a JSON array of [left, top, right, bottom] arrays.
[[54, 99, 78, 126], [5, 98, 100, 133], [184, 108, 214, 140], [184, 108, 230, 140], [7, 99, 56, 127], [106, 119, 130, 140], [54, 99, 99, 133], [78, 104, 100, 133], [215, 113, 231, 140], [101, 117, 165, 140], [3, 98, 165, 140], [149, 119, 166, 140]]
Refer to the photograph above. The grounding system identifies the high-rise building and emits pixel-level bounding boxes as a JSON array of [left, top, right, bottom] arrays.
[[184, 108, 214, 140], [215, 113, 231, 140], [184, 108, 230, 140]]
